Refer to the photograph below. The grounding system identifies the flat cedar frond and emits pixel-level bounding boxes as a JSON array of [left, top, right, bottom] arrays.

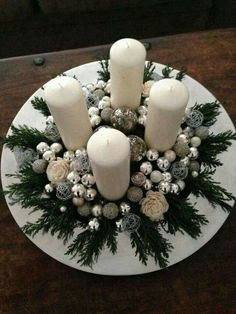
[[143, 61, 156, 82], [97, 60, 110, 82], [193, 101, 221, 126], [31, 96, 50, 116]]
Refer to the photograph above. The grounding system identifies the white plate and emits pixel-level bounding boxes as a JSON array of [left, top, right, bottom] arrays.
[[1, 62, 236, 276]]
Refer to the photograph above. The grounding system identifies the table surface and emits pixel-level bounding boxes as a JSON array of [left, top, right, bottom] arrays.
[[0, 28, 236, 314]]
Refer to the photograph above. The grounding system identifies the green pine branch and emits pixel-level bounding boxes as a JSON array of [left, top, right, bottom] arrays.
[[199, 130, 236, 167], [66, 219, 118, 268], [143, 61, 156, 82], [175, 67, 187, 81], [162, 65, 174, 78], [31, 97, 50, 117], [97, 60, 110, 82], [3, 125, 52, 151], [162, 65, 186, 81], [163, 197, 208, 238], [130, 215, 172, 268], [193, 101, 221, 127], [186, 167, 235, 212]]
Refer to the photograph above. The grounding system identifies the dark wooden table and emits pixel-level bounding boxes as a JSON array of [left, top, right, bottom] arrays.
[[0, 29, 235, 314]]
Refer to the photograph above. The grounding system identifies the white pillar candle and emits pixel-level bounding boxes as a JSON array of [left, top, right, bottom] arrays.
[[87, 129, 130, 201], [44, 76, 92, 150], [145, 78, 189, 152], [110, 38, 146, 110]]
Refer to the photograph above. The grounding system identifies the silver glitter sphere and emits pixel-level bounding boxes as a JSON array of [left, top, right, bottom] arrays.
[[158, 181, 171, 194], [177, 134, 189, 144], [120, 202, 131, 215], [102, 203, 119, 219], [140, 161, 153, 175], [44, 124, 61, 141], [188, 147, 199, 160], [60, 206, 67, 213], [170, 183, 181, 195], [88, 218, 100, 231], [137, 105, 148, 115], [173, 142, 190, 158], [91, 204, 102, 217], [101, 107, 113, 123], [195, 126, 209, 139], [85, 188, 97, 201], [131, 172, 146, 187], [189, 160, 200, 172], [111, 107, 137, 133], [71, 153, 90, 175], [67, 171, 81, 184], [88, 106, 99, 117], [72, 183, 86, 197], [146, 149, 159, 161], [116, 219, 123, 232], [122, 213, 141, 233], [50, 143, 63, 154], [144, 179, 153, 190], [42, 150, 56, 162], [127, 186, 143, 203], [36, 142, 49, 154], [128, 135, 147, 161], [157, 157, 170, 172], [90, 115, 102, 128], [63, 150, 75, 162], [86, 92, 99, 108], [77, 203, 91, 217], [56, 182, 73, 200], [45, 183, 54, 193], [162, 172, 172, 182], [81, 174, 95, 187], [150, 170, 163, 183], [186, 110, 204, 128], [171, 161, 188, 180], [32, 159, 48, 174]]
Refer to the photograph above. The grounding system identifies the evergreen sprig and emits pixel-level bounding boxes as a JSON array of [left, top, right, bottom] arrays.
[[143, 61, 156, 82], [193, 101, 221, 126], [163, 197, 208, 238], [130, 215, 173, 268], [97, 60, 110, 82], [186, 167, 235, 213], [175, 67, 187, 81], [66, 219, 118, 267], [162, 65, 186, 81], [3, 125, 51, 151], [199, 131, 236, 167], [31, 97, 50, 117]]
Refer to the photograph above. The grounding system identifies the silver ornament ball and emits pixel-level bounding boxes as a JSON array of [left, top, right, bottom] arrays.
[[67, 171, 81, 184], [88, 218, 100, 232], [63, 150, 75, 162], [85, 188, 97, 201], [122, 213, 141, 233], [91, 204, 102, 217], [171, 161, 188, 180], [111, 107, 137, 133], [128, 135, 147, 162], [81, 174, 95, 187], [43, 150, 56, 162], [36, 142, 49, 154], [146, 149, 159, 161], [120, 202, 131, 215], [140, 161, 153, 175], [158, 181, 171, 194], [144, 179, 153, 190], [157, 157, 170, 172]]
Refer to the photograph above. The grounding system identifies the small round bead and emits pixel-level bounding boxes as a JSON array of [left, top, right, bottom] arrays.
[[77, 203, 91, 217], [60, 206, 67, 213], [127, 186, 143, 203], [191, 136, 201, 147], [164, 150, 176, 163], [191, 171, 199, 178], [150, 170, 163, 183], [102, 203, 119, 219]]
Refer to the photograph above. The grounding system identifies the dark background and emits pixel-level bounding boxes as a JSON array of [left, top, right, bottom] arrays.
[[0, 0, 236, 58]]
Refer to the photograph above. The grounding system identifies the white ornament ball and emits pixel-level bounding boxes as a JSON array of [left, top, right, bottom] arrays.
[[143, 97, 149, 106], [36, 142, 49, 154], [177, 134, 189, 144], [191, 171, 199, 178], [82, 86, 89, 97], [60, 206, 67, 213], [150, 170, 163, 183], [190, 136, 201, 147], [88, 106, 99, 117], [86, 83, 95, 92], [98, 97, 111, 109], [81, 174, 95, 187], [158, 181, 171, 194], [50, 143, 63, 153], [90, 115, 102, 127], [188, 147, 199, 160], [96, 80, 106, 89], [42, 150, 56, 161], [146, 149, 159, 161], [63, 150, 75, 162], [176, 180, 185, 191], [137, 105, 148, 115], [140, 161, 153, 175], [164, 150, 176, 162], [138, 115, 147, 126], [104, 82, 111, 94], [45, 183, 54, 193], [91, 204, 102, 217], [67, 171, 80, 184], [32, 159, 48, 174], [46, 115, 54, 125], [183, 126, 194, 138], [157, 157, 170, 171], [72, 183, 86, 197]]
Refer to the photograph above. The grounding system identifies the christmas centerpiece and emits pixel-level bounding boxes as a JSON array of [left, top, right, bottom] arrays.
[[2, 38, 236, 270]]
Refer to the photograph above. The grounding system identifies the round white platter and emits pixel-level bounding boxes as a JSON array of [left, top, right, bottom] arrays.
[[1, 62, 236, 276]]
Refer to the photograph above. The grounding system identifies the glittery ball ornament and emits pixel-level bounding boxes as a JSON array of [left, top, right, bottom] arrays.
[[72, 183, 86, 197], [120, 202, 131, 215], [85, 188, 97, 201], [146, 149, 159, 161], [50, 143, 63, 153], [88, 218, 100, 231], [91, 204, 102, 217], [77, 203, 91, 217], [88, 106, 99, 117], [102, 203, 119, 220], [173, 142, 190, 158], [71, 151, 90, 175], [98, 96, 111, 110], [43, 150, 56, 162], [180, 156, 190, 166], [56, 182, 73, 200], [171, 161, 188, 180], [131, 172, 146, 187], [188, 147, 199, 160], [63, 150, 75, 162], [158, 181, 171, 194], [90, 115, 102, 128], [170, 183, 180, 195], [93, 88, 105, 100], [81, 174, 95, 187], [111, 107, 137, 133], [127, 186, 143, 203], [32, 159, 48, 174], [36, 142, 49, 154], [186, 110, 204, 128], [122, 213, 141, 233], [157, 157, 170, 172], [44, 124, 61, 141], [195, 126, 209, 139], [162, 172, 172, 182], [128, 135, 147, 161], [177, 134, 189, 144], [144, 179, 153, 190], [67, 171, 80, 184], [140, 161, 153, 175], [60, 206, 67, 213]]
